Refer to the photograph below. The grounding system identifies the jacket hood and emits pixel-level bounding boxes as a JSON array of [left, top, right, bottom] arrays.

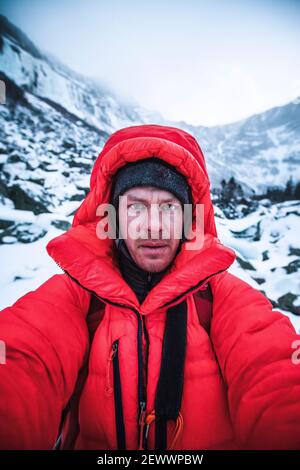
[[73, 124, 216, 236], [47, 124, 236, 314]]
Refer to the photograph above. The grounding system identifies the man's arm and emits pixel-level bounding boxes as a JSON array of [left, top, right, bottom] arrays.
[[0, 273, 91, 449], [210, 271, 300, 449]]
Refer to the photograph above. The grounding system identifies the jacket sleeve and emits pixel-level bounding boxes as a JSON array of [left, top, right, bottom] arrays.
[[0, 273, 91, 449], [210, 271, 300, 449]]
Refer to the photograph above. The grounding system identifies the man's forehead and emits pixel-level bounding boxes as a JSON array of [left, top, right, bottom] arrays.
[[123, 186, 179, 202]]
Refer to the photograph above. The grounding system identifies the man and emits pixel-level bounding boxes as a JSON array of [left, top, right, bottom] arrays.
[[0, 124, 300, 450]]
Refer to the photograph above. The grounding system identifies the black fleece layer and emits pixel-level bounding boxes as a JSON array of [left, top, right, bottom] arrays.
[[116, 238, 172, 304]]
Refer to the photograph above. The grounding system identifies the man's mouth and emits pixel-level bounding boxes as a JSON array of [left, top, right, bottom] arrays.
[[139, 242, 169, 254], [140, 242, 168, 248]]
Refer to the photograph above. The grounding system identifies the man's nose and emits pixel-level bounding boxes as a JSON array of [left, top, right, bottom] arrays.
[[147, 204, 162, 238]]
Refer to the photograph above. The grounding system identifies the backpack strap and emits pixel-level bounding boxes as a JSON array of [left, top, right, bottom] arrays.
[[154, 299, 188, 450], [192, 283, 213, 335], [154, 284, 213, 450]]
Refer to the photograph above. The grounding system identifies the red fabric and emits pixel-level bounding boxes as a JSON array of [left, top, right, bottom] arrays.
[[1, 124, 300, 450], [193, 283, 213, 333]]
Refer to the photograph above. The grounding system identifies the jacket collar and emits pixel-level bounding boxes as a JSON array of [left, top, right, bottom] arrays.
[[46, 222, 236, 315]]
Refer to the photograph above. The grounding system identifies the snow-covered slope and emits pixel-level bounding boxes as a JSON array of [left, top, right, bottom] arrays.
[[202, 101, 300, 193], [1, 13, 299, 198], [0, 14, 162, 217], [217, 200, 300, 331], [0, 15, 153, 134], [166, 100, 300, 193]]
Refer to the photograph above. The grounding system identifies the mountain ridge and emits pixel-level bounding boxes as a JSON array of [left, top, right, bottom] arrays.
[[1, 14, 299, 196]]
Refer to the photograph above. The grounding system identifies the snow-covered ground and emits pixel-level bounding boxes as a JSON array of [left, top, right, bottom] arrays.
[[0, 204, 74, 309], [216, 200, 300, 333], [0, 225, 61, 308]]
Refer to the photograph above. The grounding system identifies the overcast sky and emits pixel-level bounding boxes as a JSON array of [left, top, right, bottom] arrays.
[[1, 0, 300, 126]]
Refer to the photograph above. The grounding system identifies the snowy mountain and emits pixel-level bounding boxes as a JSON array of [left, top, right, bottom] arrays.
[[167, 99, 300, 194], [1, 13, 299, 205], [0, 16, 299, 329], [0, 15, 157, 133], [0, 14, 165, 214]]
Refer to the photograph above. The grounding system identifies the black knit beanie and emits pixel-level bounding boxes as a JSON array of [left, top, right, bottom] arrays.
[[110, 157, 192, 209], [109, 157, 192, 241]]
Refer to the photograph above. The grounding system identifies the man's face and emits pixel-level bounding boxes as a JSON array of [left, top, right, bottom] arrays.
[[118, 186, 184, 272]]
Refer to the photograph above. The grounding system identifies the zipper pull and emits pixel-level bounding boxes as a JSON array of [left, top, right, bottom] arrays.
[[105, 341, 118, 396], [142, 410, 156, 450], [112, 341, 118, 356], [139, 400, 146, 424]]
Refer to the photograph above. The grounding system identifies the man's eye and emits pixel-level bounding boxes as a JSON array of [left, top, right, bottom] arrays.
[[160, 203, 178, 211], [127, 203, 146, 214]]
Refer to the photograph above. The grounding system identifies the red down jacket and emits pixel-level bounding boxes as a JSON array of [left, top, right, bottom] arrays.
[[1, 124, 300, 450]]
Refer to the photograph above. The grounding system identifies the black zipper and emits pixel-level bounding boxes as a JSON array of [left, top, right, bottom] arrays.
[[142, 315, 150, 449], [112, 339, 126, 450], [136, 310, 146, 443], [137, 272, 153, 448]]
